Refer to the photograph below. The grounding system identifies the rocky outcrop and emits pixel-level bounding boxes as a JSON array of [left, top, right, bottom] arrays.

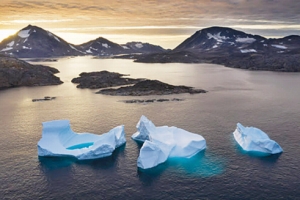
[[32, 96, 56, 102], [97, 80, 206, 96], [123, 98, 184, 103], [0, 55, 63, 89], [71, 71, 144, 89]]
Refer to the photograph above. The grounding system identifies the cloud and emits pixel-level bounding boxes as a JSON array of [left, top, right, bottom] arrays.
[[1, 0, 300, 45], [1, 0, 299, 23]]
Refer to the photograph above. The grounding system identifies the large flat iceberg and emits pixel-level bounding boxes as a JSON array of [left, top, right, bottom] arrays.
[[38, 120, 126, 160], [233, 123, 283, 154], [132, 116, 206, 169]]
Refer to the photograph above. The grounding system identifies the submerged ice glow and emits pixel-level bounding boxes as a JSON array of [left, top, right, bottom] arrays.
[[132, 116, 206, 169]]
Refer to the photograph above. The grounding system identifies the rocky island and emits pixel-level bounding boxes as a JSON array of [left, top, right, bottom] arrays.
[[71, 71, 144, 89], [0, 55, 63, 89], [97, 79, 206, 96], [72, 71, 206, 96]]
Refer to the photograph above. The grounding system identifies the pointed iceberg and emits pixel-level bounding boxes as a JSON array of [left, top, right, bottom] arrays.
[[37, 120, 126, 160], [133, 116, 206, 169], [233, 123, 283, 154]]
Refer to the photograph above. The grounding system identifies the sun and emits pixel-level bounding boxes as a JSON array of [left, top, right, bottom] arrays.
[[0, 29, 17, 42]]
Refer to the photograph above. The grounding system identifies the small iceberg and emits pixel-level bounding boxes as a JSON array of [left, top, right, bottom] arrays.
[[37, 120, 126, 160], [233, 123, 283, 154], [132, 116, 206, 169]]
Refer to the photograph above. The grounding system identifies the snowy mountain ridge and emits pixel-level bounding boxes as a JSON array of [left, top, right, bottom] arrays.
[[174, 26, 300, 54], [0, 25, 167, 58]]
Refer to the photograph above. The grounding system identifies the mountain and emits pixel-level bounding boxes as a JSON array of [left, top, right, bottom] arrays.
[[77, 39, 168, 56], [134, 26, 300, 72], [77, 37, 126, 56], [0, 54, 63, 89], [0, 25, 167, 58], [173, 26, 300, 55], [0, 25, 84, 58], [121, 42, 167, 54]]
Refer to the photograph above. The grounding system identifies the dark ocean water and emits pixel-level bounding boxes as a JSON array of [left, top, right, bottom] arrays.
[[0, 57, 299, 199]]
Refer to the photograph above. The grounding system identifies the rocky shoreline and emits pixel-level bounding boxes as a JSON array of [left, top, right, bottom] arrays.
[[0, 55, 63, 89], [132, 52, 300, 72]]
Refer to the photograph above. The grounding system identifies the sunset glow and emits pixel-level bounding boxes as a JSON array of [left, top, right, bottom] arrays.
[[1, 0, 300, 48]]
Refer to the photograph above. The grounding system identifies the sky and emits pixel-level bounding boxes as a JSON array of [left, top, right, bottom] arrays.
[[1, 0, 300, 49]]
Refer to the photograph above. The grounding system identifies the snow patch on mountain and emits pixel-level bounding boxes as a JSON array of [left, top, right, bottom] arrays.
[[236, 37, 256, 43], [240, 49, 257, 53], [135, 43, 143, 48], [18, 29, 31, 38], [69, 44, 77, 50], [7, 41, 15, 47], [1, 47, 13, 52], [90, 47, 98, 51], [271, 44, 287, 49], [22, 46, 31, 49], [47, 32, 60, 42], [102, 43, 109, 48], [122, 45, 129, 49], [207, 32, 228, 42]]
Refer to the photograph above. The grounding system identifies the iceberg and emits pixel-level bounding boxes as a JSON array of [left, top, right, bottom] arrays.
[[233, 123, 283, 154], [37, 120, 126, 160], [133, 116, 206, 169]]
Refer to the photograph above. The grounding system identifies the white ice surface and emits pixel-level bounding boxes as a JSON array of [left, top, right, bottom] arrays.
[[133, 116, 206, 169], [18, 29, 31, 38], [233, 123, 283, 154], [37, 120, 126, 160]]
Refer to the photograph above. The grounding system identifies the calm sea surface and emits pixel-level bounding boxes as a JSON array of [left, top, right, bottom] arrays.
[[0, 57, 299, 199]]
